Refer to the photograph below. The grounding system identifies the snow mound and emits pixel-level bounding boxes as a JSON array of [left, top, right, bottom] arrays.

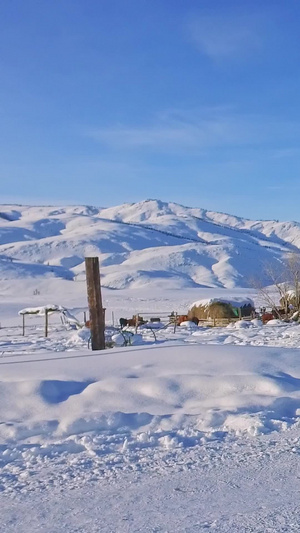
[[2, 344, 300, 449], [251, 318, 263, 327], [265, 319, 285, 326], [111, 332, 144, 346], [179, 320, 198, 329], [2, 338, 300, 497], [68, 327, 91, 345], [233, 320, 252, 329]]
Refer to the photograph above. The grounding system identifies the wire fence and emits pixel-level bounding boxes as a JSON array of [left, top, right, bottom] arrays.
[[0, 310, 256, 359]]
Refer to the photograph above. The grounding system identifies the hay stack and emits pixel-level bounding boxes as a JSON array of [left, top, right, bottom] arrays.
[[187, 297, 254, 321], [188, 302, 235, 321]]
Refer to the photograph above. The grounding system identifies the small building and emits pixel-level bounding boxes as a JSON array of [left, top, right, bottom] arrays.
[[187, 297, 255, 321]]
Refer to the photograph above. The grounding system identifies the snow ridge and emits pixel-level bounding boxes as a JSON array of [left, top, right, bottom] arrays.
[[0, 199, 299, 289]]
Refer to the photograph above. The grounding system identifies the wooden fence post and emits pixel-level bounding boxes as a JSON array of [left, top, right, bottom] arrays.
[[173, 312, 178, 333], [45, 309, 48, 338], [22, 314, 25, 336], [85, 257, 106, 350]]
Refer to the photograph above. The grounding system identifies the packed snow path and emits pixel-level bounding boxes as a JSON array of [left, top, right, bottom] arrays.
[[1, 423, 300, 531]]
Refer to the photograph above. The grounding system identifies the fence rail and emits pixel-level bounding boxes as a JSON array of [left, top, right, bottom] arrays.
[[197, 316, 254, 327]]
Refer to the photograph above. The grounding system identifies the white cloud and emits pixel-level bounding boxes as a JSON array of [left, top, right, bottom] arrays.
[[86, 111, 244, 152], [186, 11, 262, 60], [85, 108, 300, 154], [269, 148, 300, 160]]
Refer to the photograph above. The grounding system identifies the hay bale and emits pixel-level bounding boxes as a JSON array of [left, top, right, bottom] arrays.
[[188, 298, 255, 321], [188, 302, 235, 321]]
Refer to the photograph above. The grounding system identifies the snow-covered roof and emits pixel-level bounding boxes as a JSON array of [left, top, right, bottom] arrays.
[[18, 304, 83, 329], [18, 304, 62, 315], [189, 297, 254, 310]]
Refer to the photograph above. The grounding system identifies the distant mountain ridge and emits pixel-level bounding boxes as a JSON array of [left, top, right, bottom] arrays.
[[0, 199, 299, 289]]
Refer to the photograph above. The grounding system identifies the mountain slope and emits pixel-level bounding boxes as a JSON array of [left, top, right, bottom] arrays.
[[0, 200, 299, 289]]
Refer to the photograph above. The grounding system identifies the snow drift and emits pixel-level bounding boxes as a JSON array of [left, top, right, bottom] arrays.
[[2, 343, 300, 447]]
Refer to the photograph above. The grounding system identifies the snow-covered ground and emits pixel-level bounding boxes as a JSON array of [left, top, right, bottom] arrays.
[[2, 200, 300, 530], [1, 280, 300, 531]]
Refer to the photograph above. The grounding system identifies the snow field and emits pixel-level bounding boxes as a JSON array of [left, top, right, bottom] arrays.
[[2, 339, 300, 497], [2, 203, 300, 532]]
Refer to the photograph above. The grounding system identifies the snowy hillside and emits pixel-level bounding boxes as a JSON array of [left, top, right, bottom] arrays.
[[0, 199, 299, 289]]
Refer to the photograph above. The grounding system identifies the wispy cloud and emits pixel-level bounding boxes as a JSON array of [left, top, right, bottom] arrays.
[[85, 108, 300, 154], [266, 184, 300, 191], [268, 148, 300, 160], [186, 10, 262, 60], [85, 110, 245, 152]]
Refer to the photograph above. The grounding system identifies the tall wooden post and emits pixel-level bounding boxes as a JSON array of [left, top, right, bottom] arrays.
[[22, 314, 25, 336], [173, 312, 178, 333], [135, 313, 139, 334], [85, 257, 105, 350], [45, 309, 49, 338]]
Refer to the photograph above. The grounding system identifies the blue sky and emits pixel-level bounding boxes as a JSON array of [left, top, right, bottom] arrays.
[[1, 0, 300, 221]]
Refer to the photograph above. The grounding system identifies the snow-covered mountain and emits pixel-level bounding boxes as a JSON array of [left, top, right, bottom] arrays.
[[0, 199, 299, 289]]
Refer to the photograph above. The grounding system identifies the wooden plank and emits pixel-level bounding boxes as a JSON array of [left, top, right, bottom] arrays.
[[85, 257, 105, 350]]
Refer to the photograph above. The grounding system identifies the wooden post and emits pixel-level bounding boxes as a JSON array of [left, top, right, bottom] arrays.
[[83, 311, 87, 324], [22, 314, 25, 336], [85, 257, 105, 350], [173, 312, 178, 333], [45, 309, 48, 338], [135, 314, 138, 333]]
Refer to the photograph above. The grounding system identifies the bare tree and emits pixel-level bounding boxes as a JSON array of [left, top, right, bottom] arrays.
[[251, 252, 300, 318], [284, 252, 300, 310]]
